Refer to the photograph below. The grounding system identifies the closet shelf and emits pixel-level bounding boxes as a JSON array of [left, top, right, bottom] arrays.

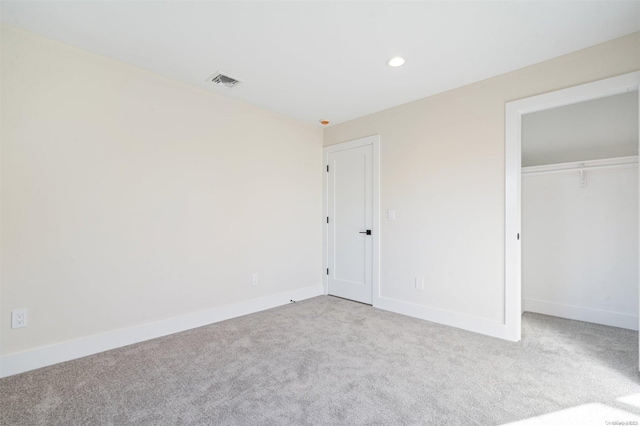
[[521, 155, 638, 176]]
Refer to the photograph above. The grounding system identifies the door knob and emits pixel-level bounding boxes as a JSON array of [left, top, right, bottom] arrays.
[[359, 230, 372, 235]]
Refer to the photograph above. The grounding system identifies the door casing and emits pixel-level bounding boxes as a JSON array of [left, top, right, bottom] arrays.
[[504, 71, 640, 343]]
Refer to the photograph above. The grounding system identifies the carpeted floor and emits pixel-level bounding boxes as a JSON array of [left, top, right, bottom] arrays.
[[1, 295, 639, 425]]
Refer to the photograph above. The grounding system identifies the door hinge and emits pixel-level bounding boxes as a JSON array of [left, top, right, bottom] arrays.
[[326, 165, 329, 172], [326, 268, 329, 275], [327, 217, 329, 223], [517, 233, 520, 240]]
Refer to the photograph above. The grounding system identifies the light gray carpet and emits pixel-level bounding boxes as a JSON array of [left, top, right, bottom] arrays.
[[1, 295, 639, 425]]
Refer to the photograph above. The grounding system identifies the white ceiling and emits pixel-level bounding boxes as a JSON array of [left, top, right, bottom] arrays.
[[2, 1, 639, 126]]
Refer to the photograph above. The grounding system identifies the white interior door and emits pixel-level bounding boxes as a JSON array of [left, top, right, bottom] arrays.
[[327, 144, 373, 304]]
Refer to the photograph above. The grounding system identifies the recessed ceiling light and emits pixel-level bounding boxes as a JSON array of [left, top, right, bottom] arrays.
[[320, 119, 330, 125], [387, 57, 405, 67]]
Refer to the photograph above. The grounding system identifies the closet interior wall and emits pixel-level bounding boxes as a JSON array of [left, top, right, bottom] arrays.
[[521, 91, 640, 330]]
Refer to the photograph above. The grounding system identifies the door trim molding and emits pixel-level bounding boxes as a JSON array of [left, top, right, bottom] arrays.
[[323, 135, 381, 305], [505, 71, 640, 342]]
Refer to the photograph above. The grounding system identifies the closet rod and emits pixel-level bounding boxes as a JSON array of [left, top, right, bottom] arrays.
[[522, 157, 638, 177]]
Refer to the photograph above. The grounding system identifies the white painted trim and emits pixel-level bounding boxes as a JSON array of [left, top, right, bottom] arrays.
[[0, 285, 323, 378], [524, 298, 638, 331], [322, 153, 329, 296], [376, 297, 515, 341], [372, 138, 381, 306], [323, 135, 381, 305], [505, 97, 523, 342], [324, 134, 380, 153], [505, 71, 640, 343]]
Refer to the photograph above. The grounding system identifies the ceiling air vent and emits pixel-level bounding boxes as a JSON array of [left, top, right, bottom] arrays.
[[207, 72, 241, 89]]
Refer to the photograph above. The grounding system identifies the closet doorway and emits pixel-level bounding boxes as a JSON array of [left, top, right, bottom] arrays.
[[504, 71, 640, 346], [521, 92, 639, 331]]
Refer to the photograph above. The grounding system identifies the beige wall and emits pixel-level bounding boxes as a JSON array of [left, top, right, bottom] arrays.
[[1, 25, 323, 356], [522, 91, 638, 167], [324, 32, 640, 324], [2, 23, 638, 360]]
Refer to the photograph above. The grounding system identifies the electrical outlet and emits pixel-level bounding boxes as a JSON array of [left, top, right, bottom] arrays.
[[251, 273, 258, 286], [415, 278, 424, 290], [12, 309, 28, 329]]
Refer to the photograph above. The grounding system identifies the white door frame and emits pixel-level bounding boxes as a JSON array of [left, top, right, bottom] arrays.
[[323, 134, 381, 305], [504, 71, 640, 342]]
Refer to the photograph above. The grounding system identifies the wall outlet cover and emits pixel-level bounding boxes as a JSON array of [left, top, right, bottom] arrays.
[[12, 309, 28, 329]]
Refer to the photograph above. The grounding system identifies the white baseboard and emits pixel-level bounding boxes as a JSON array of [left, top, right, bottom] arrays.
[[374, 296, 516, 341], [523, 298, 638, 331], [0, 285, 324, 378]]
